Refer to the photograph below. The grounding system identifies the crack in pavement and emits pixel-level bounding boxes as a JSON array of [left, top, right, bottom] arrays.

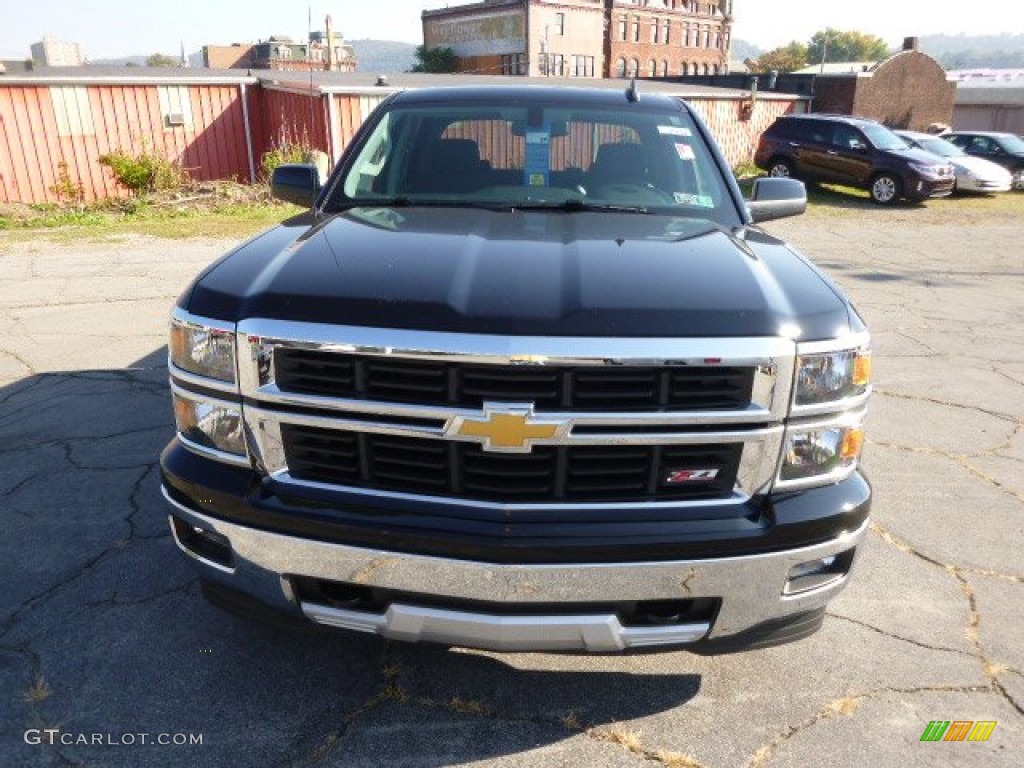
[[870, 522, 1024, 584], [870, 522, 1024, 719], [874, 388, 1020, 426], [85, 578, 197, 610], [0, 348, 37, 375], [746, 684, 992, 768], [824, 612, 974, 657], [6, 295, 181, 311], [0, 644, 82, 766], [0, 425, 170, 459], [951, 570, 1024, 718], [0, 463, 152, 640], [869, 439, 1024, 507], [295, 647, 707, 768]]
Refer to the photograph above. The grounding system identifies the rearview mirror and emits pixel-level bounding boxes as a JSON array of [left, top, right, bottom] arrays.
[[271, 164, 321, 207], [746, 177, 807, 223]]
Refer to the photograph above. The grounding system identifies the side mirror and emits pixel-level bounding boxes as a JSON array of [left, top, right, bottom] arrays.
[[271, 164, 321, 207], [746, 177, 807, 223]]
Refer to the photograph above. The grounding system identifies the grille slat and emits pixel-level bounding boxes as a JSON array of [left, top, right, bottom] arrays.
[[281, 425, 740, 502], [274, 349, 754, 412]]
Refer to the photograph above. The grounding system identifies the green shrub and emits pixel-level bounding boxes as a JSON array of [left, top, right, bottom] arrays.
[[260, 141, 312, 181], [99, 147, 185, 195], [48, 161, 85, 204]]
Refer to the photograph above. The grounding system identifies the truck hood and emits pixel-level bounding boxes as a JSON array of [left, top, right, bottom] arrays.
[[185, 207, 853, 339]]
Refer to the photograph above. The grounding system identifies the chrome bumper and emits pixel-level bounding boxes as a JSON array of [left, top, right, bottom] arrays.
[[163, 486, 867, 652]]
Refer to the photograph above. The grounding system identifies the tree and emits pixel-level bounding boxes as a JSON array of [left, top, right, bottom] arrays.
[[807, 29, 890, 67], [146, 52, 178, 68], [752, 41, 809, 73], [411, 45, 458, 73]]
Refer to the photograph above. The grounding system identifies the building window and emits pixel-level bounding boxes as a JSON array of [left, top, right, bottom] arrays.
[[550, 53, 565, 77], [647, 59, 656, 76], [710, 63, 718, 74], [554, 12, 565, 35], [573, 55, 595, 77], [651, 21, 659, 44], [632, 20, 640, 42], [713, 31, 720, 49], [629, 57, 639, 77], [683, 25, 690, 46], [661, 59, 669, 77], [663, 21, 671, 45], [501, 53, 525, 75], [618, 18, 627, 40], [616, 57, 627, 77]]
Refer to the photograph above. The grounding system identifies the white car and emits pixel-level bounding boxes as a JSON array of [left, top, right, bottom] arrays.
[[895, 130, 1012, 193]]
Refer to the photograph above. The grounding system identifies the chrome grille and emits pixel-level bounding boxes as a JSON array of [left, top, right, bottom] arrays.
[[236, 321, 797, 505], [281, 424, 741, 502], [274, 349, 755, 412]]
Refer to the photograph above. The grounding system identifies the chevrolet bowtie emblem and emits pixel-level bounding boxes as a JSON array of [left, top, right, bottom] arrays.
[[444, 404, 570, 453]]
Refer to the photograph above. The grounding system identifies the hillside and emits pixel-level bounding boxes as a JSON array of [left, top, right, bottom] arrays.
[[350, 39, 417, 74], [920, 33, 1024, 68]]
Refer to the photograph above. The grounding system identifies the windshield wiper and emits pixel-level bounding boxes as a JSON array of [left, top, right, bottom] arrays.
[[511, 199, 650, 214], [326, 197, 510, 212]]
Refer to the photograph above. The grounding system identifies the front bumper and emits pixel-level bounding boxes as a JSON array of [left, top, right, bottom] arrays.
[[906, 174, 956, 200], [161, 470, 870, 652]]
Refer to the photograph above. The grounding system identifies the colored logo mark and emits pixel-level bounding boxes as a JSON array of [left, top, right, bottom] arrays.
[[920, 720, 997, 742]]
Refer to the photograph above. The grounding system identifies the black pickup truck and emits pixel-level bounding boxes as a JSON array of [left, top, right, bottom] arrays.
[[161, 85, 872, 653]]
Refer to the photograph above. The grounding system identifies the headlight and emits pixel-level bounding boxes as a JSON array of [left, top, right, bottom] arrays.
[[794, 347, 871, 407], [908, 162, 948, 178], [780, 423, 864, 484], [170, 316, 236, 383], [173, 391, 246, 457]]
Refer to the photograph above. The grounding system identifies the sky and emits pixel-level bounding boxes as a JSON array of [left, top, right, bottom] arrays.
[[1, 0, 1022, 60]]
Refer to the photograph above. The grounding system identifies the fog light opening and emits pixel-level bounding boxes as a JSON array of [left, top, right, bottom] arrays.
[[784, 548, 855, 595], [170, 515, 234, 569]]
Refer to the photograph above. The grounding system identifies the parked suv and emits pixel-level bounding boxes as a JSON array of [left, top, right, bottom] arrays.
[[943, 131, 1024, 190], [755, 114, 955, 204]]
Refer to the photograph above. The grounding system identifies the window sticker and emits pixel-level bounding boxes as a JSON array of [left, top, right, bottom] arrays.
[[658, 125, 692, 136], [524, 129, 551, 186], [674, 142, 695, 160], [674, 192, 714, 208]]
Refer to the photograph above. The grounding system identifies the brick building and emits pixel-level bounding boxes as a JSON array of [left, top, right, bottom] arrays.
[[811, 39, 955, 130], [30, 37, 84, 67], [606, 0, 732, 79], [421, 0, 731, 79], [203, 17, 356, 73], [422, 0, 606, 77]]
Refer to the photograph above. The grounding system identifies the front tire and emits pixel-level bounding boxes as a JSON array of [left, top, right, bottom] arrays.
[[768, 158, 795, 179], [869, 173, 901, 205]]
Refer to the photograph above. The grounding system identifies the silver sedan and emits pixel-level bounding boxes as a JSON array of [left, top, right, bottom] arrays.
[[895, 130, 1012, 193]]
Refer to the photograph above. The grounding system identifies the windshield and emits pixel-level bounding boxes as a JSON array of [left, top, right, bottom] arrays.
[[916, 137, 962, 158], [326, 97, 739, 226], [861, 123, 909, 151]]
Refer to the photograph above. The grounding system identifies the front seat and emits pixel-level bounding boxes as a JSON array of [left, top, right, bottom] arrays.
[[586, 142, 648, 189], [406, 138, 488, 194]]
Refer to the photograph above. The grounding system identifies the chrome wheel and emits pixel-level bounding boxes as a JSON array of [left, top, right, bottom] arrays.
[[870, 174, 899, 204], [768, 161, 792, 178]]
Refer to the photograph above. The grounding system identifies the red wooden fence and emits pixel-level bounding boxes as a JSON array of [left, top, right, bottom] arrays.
[[0, 73, 803, 204]]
